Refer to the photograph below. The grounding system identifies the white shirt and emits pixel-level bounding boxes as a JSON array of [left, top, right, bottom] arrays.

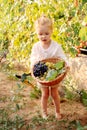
[[30, 40, 69, 67]]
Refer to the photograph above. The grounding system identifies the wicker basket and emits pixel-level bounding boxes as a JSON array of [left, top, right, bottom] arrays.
[[32, 58, 67, 86]]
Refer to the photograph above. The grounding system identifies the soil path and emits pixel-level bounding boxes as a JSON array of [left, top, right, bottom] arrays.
[[0, 70, 87, 129]]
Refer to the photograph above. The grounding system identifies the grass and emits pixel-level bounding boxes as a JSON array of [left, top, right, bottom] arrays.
[[1, 108, 87, 130]]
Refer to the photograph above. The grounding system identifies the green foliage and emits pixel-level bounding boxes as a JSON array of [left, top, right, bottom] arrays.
[[80, 89, 87, 106], [46, 69, 58, 81], [63, 75, 80, 100], [29, 86, 41, 99], [63, 75, 87, 106], [79, 27, 87, 41], [82, 0, 87, 5], [76, 120, 87, 130], [0, 0, 87, 66], [0, 109, 26, 130], [54, 60, 64, 70], [0, 107, 86, 130]]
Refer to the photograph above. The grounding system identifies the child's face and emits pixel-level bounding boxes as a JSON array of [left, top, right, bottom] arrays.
[[36, 25, 52, 44]]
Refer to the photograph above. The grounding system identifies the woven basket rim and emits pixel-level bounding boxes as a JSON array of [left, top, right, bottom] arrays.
[[32, 57, 67, 86]]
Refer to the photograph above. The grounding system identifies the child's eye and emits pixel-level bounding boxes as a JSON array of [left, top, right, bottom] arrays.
[[46, 33, 49, 35], [39, 33, 42, 35]]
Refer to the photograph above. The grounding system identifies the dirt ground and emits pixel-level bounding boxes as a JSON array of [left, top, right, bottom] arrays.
[[0, 62, 87, 130]]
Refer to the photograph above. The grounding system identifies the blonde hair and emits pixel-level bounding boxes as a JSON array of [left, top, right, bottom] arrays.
[[35, 15, 53, 31]]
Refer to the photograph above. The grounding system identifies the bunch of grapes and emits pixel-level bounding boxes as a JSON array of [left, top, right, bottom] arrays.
[[33, 61, 48, 77]]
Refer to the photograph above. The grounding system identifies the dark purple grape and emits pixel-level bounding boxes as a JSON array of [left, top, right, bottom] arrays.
[[33, 61, 48, 77]]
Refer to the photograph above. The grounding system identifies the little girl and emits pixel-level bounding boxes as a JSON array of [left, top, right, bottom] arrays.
[[30, 15, 69, 120]]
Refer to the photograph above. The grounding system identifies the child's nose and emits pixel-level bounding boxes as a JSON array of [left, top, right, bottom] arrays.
[[42, 35, 45, 38]]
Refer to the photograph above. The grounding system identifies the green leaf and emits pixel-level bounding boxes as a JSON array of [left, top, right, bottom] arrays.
[[76, 120, 87, 130], [80, 90, 87, 106], [82, 0, 87, 5], [54, 60, 64, 70], [69, 47, 77, 57], [79, 27, 87, 41], [81, 90, 87, 99], [16, 104, 20, 110], [57, 68, 66, 75], [21, 73, 27, 82], [46, 69, 58, 81], [76, 121, 83, 130], [82, 98, 87, 106]]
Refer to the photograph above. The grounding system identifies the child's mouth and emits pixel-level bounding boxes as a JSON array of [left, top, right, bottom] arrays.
[[42, 39, 47, 41]]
